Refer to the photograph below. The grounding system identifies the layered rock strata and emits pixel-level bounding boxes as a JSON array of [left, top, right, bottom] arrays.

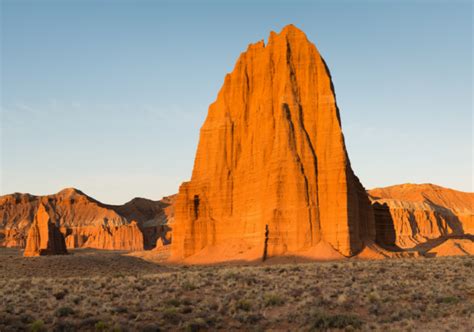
[[0, 188, 174, 251], [369, 184, 473, 249]]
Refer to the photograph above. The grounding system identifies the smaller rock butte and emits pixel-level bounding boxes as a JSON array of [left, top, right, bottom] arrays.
[[23, 204, 68, 257]]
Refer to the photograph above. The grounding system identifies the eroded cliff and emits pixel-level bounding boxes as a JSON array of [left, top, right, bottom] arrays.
[[369, 184, 473, 249], [0, 188, 174, 251]]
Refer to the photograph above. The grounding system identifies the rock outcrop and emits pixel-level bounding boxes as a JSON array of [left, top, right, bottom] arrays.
[[368, 184, 473, 249], [171, 25, 376, 262], [114, 195, 175, 249], [155, 237, 165, 251], [24, 204, 68, 257], [79, 221, 144, 251], [0, 188, 174, 251]]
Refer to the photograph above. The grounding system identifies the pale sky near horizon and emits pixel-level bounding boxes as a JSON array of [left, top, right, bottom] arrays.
[[1, 0, 472, 204]]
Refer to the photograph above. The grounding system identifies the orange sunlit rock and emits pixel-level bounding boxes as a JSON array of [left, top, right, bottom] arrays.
[[0, 188, 174, 251], [170, 25, 376, 262], [427, 238, 474, 256], [23, 204, 68, 257], [81, 220, 144, 251], [369, 184, 473, 248]]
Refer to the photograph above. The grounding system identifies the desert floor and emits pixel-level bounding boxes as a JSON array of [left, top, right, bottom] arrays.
[[0, 248, 473, 331]]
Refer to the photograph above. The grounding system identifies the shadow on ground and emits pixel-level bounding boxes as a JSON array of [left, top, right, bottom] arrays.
[[0, 248, 174, 279]]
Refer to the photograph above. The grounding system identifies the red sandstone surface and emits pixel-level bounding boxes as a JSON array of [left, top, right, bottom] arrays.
[[170, 25, 376, 263], [0, 188, 174, 251]]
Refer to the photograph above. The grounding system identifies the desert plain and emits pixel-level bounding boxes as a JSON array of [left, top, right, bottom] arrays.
[[1, 248, 473, 331]]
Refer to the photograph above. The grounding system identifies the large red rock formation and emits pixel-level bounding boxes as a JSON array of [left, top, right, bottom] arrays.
[[0, 188, 174, 251], [368, 184, 473, 249], [171, 25, 376, 262], [24, 204, 68, 257]]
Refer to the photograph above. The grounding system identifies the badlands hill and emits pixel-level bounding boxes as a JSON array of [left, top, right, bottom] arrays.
[[0, 188, 175, 251], [368, 183, 473, 250], [368, 184, 473, 257]]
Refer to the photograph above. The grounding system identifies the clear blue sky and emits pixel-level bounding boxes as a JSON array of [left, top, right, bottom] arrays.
[[1, 0, 472, 204]]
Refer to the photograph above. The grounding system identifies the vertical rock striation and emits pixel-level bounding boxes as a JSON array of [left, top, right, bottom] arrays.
[[369, 184, 473, 249], [171, 25, 375, 262], [0, 189, 174, 251], [80, 220, 144, 251]]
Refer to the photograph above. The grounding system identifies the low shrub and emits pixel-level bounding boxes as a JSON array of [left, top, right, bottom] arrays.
[[185, 317, 207, 332], [162, 307, 181, 324], [29, 319, 46, 332], [310, 311, 363, 330], [95, 321, 107, 331], [55, 306, 74, 317], [235, 299, 252, 311], [264, 293, 285, 307]]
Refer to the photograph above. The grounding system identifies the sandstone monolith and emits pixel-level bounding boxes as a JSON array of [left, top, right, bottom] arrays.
[[171, 25, 376, 262], [24, 204, 68, 257]]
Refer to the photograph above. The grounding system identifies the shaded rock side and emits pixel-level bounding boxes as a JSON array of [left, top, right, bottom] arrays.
[[171, 25, 375, 261], [369, 184, 473, 249], [117, 195, 175, 249], [24, 204, 68, 257]]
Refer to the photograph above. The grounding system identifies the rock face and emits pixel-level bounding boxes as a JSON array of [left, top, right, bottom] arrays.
[[79, 221, 144, 251], [0, 188, 174, 251], [115, 195, 175, 249], [24, 204, 68, 257], [171, 25, 375, 262], [368, 184, 473, 249]]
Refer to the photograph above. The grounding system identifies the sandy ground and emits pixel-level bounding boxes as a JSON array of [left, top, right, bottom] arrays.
[[0, 248, 473, 331]]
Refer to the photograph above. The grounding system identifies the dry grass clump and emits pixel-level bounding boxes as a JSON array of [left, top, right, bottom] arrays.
[[0, 248, 472, 331]]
